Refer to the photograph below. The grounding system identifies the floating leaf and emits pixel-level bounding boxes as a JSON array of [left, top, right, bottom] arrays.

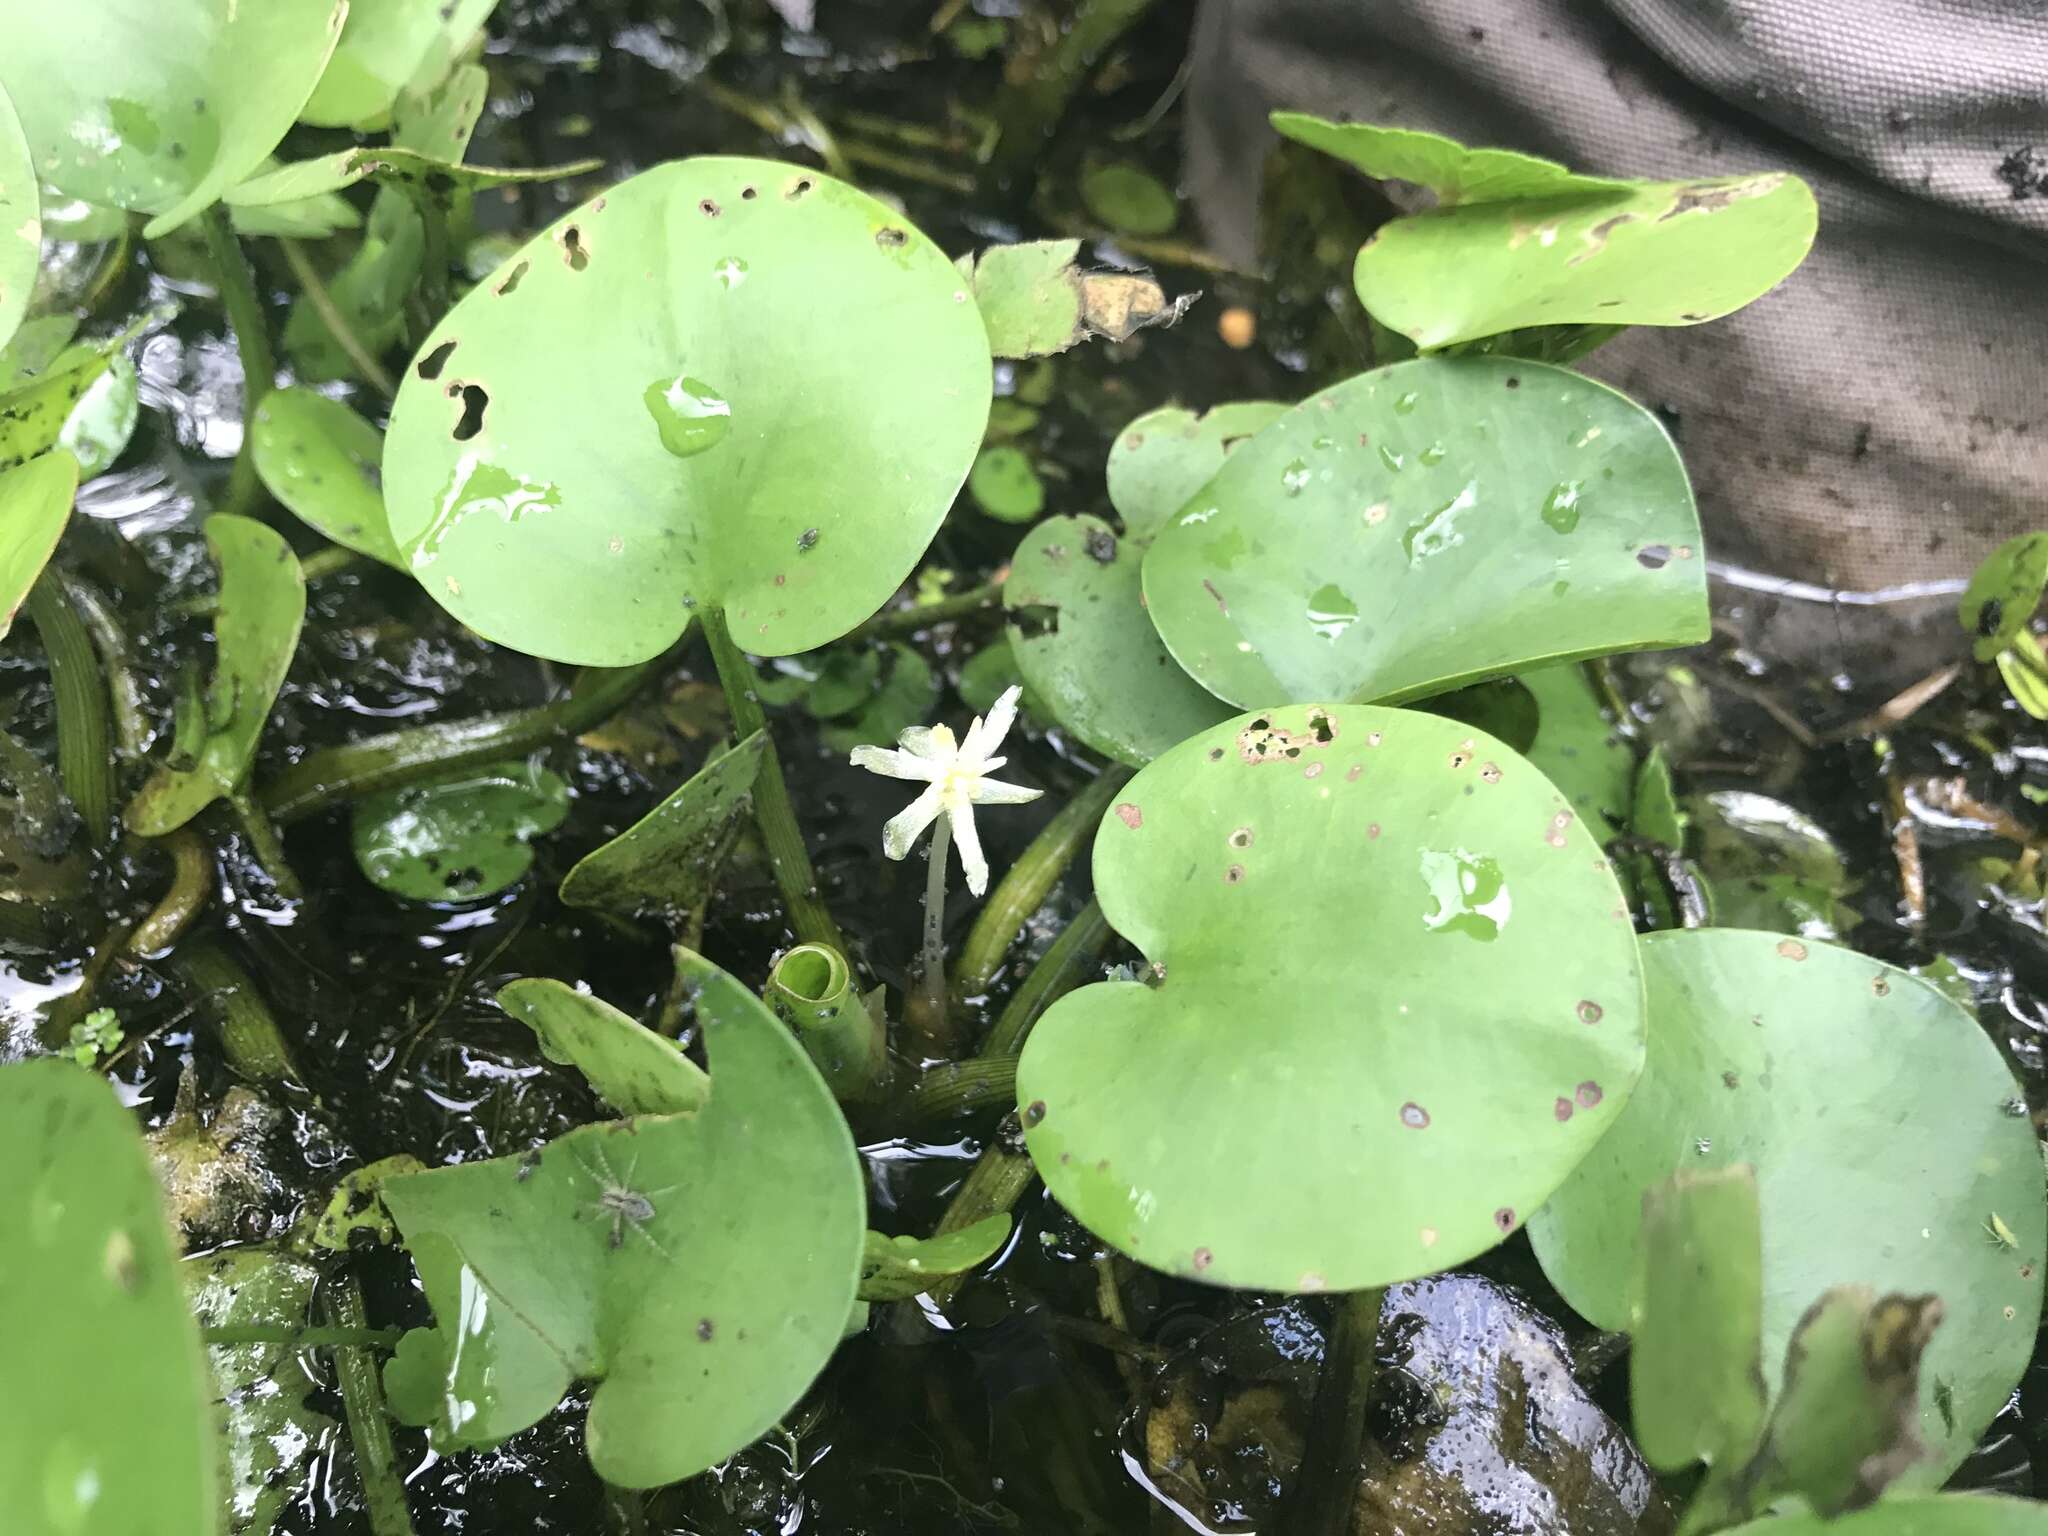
[[1016, 704, 1645, 1291], [0, 1060, 216, 1535], [0, 0, 348, 238], [859, 1214, 1012, 1301], [1963, 533, 2048, 662], [1529, 929, 2044, 1478], [961, 238, 1194, 359], [228, 145, 600, 208], [352, 758, 568, 902], [383, 160, 991, 664], [498, 976, 708, 1116], [0, 83, 35, 352], [382, 950, 865, 1487], [1080, 161, 1177, 237], [557, 730, 766, 925], [187, 1246, 335, 1535], [252, 387, 405, 566], [310, 1154, 428, 1250], [301, 0, 500, 129], [1143, 356, 1706, 708], [1007, 402, 1287, 766], [1273, 113, 1817, 350], [968, 443, 1045, 523], [0, 449, 77, 639], [1631, 1167, 1768, 1475], [128, 516, 307, 835]]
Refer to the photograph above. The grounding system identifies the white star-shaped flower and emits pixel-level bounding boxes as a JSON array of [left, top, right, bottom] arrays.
[[849, 685, 1043, 895]]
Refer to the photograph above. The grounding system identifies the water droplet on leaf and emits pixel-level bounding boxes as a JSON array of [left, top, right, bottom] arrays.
[[1542, 480, 1584, 533], [643, 375, 732, 459]]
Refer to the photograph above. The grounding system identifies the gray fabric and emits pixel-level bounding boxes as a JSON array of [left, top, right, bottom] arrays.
[[1184, 0, 2048, 611]]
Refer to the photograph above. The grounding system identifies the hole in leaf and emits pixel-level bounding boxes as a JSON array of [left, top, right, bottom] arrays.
[[452, 384, 489, 441], [416, 340, 458, 381], [559, 225, 589, 271], [494, 260, 529, 297], [876, 226, 907, 248], [699, 198, 721, 218], [741, 185, 758, 200], [787, 176, 814, 199]]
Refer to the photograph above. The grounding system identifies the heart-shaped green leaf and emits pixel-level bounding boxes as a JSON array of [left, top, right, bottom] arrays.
[[383, 159, 992, 665], [0, 83, 35, 352], [351, 758, 569, 902], [1273, 113, 1817, 350], [252, 386, 405, 566], [1142, 357, 1707, 708], [498, 976, 709, 1116], [1961, 532, 2048, 662], [967, 443, 1044, 522], [187, 1246, 334, 1535], [0, 449, 77, 640], [0, 1059, 216, 1536], [1006, 403, 1287, 766], [1528, 929, 2044, 1479], [1015, 703, 1645, 1291], [129, 515, 307, 835], [557, 730, 766, 925], [382, 949, 865, 1488], [301, 0, 500, 129], [0, 0, 348, 238]]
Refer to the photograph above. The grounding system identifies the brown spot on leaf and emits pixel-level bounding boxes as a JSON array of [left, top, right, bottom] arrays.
[[1577, 1000, 1603, 1024], [1555, 1097, 1574, 1122], [1224, 864, 1246, 885], [1493, 1207, 1517, 1233], [1778, 939, 1809, 961], [1575, 1081, 1603, 1108], [697, 1318, 715, 1341], [1114, 803, 1143, 829], [1022, 1100, 1046, 1127], [1400, 1102, 1430, 1129], [1192, 1247, 1213, 1272]]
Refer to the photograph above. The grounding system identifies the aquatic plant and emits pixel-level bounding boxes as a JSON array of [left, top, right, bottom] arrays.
[[0, 12, 2041, 1535]]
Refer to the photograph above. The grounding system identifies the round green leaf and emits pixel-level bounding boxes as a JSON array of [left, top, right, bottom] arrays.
[[1724, 1497, 2048, 1536], [301, 0, 499, 129], [382, 950, 865, 1488], [498, 976, 709, 1117], [1960, 532, 2048, 662], [1528, 929, 2045, 1478], [1016, 703, 1646, 1291], [1080, 161, 1178, 237], [968, 443, 1044, 523], [0, 449, 77, 640], [129, 515, 307, 835], [1142, 356, 1707, 708], [0, 83, 36, 352], [1105, 401, 1288, 543], [1007, 514, 1231, 766], [352, 759, 569, 902], [251, 386, 404, 566], [383, 159, 991, 665], [0, 0, 348, 238], [0, 1060, 216, 1536]]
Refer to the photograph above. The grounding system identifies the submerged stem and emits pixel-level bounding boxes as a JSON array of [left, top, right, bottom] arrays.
[[262, 658, 657, 823], [1286, 1286, 1386, 1536], [199, 207, 274, 516], [954, 766, 1130, 999], [227, 785, 304, 900], [61, 572, 151, 760], [700, 608, 847, 953], [167, 940, 303, 1086], [849, 579, 1002, 641], [904, 812, 954, 1050], [327, 1270, 418, 1536], [126, 827, 213, 957]]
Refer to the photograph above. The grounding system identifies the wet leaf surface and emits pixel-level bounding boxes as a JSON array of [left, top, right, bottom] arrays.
[[498, 975, 709, 1116], [0, 449, 76, 639], [383, 159, 991, 664], [251, 386, 405, 567], [0, 83, 34, 352], [129, 516, 307, 835], [1274, 114, 1817, 350], [186, 1246, 334, 1535], [301, 0, 499, 129], [1143, 357, 1708, 709], [0, 0, 347, 237], [0, 1060, 216, 1536], [1530, 929, 2045, 1478], [351, 758, 569, 902], [1017, 703, 1645, 1290], [382, 951, 865, 1488], [556, 729, 765, 925], [1006, 403, 1285, 765]]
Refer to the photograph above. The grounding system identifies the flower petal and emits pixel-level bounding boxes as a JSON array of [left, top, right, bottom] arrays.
[[966, 775, 1043, 807], [952, 804, 989, 895], [978, 686, 1023, 758], [897, 724, 955, 760], [882, 784, 945, 860], [850, 745, 941, 781]]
